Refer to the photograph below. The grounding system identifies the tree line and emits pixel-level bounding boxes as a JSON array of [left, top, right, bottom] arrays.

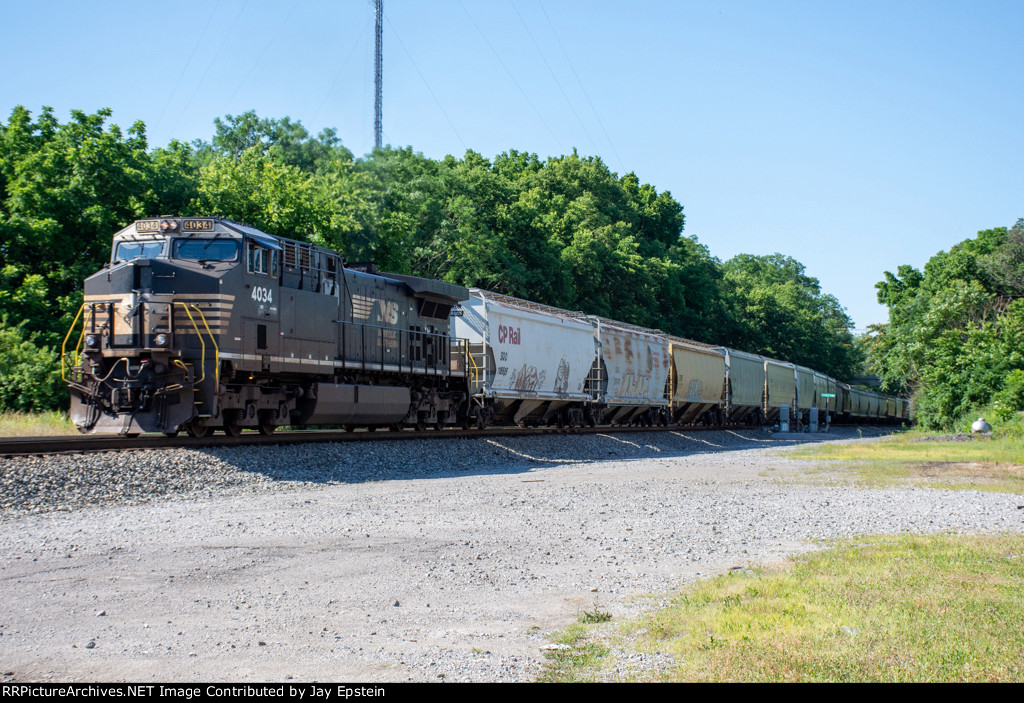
[[870, 220, 1024, 428], [0, 106, 861, 412]]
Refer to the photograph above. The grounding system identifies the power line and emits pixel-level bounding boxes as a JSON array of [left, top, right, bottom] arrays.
[[509, 0, 599, 157], [152, 0, 222, 137], [311, 15, 373, 128], [537, 0, 624, 172], [457, 0, 565, 153], [168, 0, 250, 139], [222, 0, 303, 113], [383, 13, 467, 152]]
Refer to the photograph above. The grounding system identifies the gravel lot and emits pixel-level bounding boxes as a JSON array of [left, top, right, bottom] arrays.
[[1, 427, 1022, 682]]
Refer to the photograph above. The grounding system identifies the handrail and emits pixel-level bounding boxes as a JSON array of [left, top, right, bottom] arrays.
[[464, 340, 482, 390], [164, 358, 192, 390], [188, 303, 220, 386], [173, 302, 207, 385], [60, 303, 86, 382]]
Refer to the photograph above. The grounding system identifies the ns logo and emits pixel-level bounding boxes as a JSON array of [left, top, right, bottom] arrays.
[[352, 295, 400, 324], [378, 300, 400, 325]]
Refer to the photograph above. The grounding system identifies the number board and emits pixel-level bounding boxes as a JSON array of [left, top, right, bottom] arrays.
[[183, 219, 215, 232], [135, 220, 160, 233]]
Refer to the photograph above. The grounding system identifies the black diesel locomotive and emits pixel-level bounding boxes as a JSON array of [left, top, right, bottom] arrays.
[[65, 217, 474, 436]]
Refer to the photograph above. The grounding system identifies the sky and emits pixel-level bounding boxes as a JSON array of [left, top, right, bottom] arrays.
[[2, 0, 1021, 331]]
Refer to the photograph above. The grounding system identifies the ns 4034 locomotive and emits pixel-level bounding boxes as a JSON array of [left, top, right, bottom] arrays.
[[63, 216, 477, 436]]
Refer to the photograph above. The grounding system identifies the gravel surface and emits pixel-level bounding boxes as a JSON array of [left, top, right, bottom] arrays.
[[1, 426, 1021, 682]]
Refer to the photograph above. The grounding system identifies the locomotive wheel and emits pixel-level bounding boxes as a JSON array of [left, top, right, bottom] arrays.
[[366, 426, 377, 432], [343, 424, 355, 432], [435, 421, 444, 431], [258, 423, 277, 436], [460, 416, 471, 431], [186, 424, 212, 438], [223, 424, 243, 437], [389, 423, 403, 432], [415, 421, 427, 432]]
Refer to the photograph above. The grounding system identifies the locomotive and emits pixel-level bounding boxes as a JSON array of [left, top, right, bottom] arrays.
[[64, 216, 474, 436], [63, 216, 909, 436]]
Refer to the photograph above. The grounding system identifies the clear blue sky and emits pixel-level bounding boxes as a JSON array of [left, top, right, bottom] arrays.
[[2, 0, 1021, 330]]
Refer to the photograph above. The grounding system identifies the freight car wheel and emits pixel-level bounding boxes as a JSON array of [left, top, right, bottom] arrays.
[[223, 424, 243, 437], [186, 424, 212, 438], [258, 423, 276, 436], [343, 424, 355, 432], [163, 430, 180, 438]]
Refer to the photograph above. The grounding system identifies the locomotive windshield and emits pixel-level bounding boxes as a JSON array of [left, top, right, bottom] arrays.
[[114, 240, 165, 262], [173, 238, 239, 262]]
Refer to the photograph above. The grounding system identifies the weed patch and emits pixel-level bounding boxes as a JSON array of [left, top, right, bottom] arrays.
[[541, 535, 1024, 682]]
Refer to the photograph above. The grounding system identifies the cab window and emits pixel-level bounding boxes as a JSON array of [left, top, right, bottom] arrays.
[[115, 240, 165, 262], [247, 241, 279, 277], [173, 239, 239, 262]]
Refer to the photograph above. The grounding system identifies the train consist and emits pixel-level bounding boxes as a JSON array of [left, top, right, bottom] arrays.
[[63, 216, 909, 436]]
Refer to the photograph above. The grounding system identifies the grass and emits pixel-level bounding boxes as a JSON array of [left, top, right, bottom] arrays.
[[537, 624, 611, 683], [0, 410, 78, 437], [579, 600, 613, 624], [539, 534, 1024, 682], [787, 415, 1024, 493]]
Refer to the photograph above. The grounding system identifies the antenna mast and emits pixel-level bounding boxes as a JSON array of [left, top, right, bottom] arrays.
[[374, 0, 383, 149]]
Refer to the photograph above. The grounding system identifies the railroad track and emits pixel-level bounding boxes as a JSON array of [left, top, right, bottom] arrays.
[[0, 423, 753, 457]]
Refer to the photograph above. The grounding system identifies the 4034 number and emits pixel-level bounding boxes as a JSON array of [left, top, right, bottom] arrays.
[[251, 286, 273, 304]]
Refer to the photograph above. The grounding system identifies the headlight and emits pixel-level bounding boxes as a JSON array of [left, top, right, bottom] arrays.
[[85, 334, 99, 348], [154, 333, 169, 346]]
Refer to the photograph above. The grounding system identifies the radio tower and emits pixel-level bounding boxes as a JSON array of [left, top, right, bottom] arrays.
[[374, 0, 383, 149]]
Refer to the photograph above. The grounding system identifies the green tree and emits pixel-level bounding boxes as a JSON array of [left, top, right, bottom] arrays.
[[198, 111, 353, 173], [0, 106, 152, 343], [870, 222, 1024, 428], [719, 254, 860, 379]]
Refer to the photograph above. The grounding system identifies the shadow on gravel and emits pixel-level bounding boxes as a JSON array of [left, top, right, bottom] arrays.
[[195, 426, 904, 486]]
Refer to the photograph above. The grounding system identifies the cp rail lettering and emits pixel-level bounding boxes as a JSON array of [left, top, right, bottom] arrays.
[[497, 324, 521, 345]]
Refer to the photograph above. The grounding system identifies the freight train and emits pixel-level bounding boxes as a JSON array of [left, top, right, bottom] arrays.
[[62, 216, 909, 436]]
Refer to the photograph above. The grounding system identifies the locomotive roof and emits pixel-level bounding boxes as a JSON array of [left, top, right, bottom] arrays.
[[125, 216, 468, 303]]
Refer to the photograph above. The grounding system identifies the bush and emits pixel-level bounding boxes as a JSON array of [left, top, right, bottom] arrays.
[[0, 320, 68, 412], [992, 369, 1024, 422]]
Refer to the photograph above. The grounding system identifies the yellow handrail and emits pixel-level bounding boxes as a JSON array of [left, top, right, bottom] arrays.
[[60, 303, 86, 382], [464, 339, 482, 390], [188, 303, 220, 386], [174, 302, 207, 385], [171, 358, 192, 386]]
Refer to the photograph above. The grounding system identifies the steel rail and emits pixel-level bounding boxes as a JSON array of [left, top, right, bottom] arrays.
[[0, 422, 751, 458]]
